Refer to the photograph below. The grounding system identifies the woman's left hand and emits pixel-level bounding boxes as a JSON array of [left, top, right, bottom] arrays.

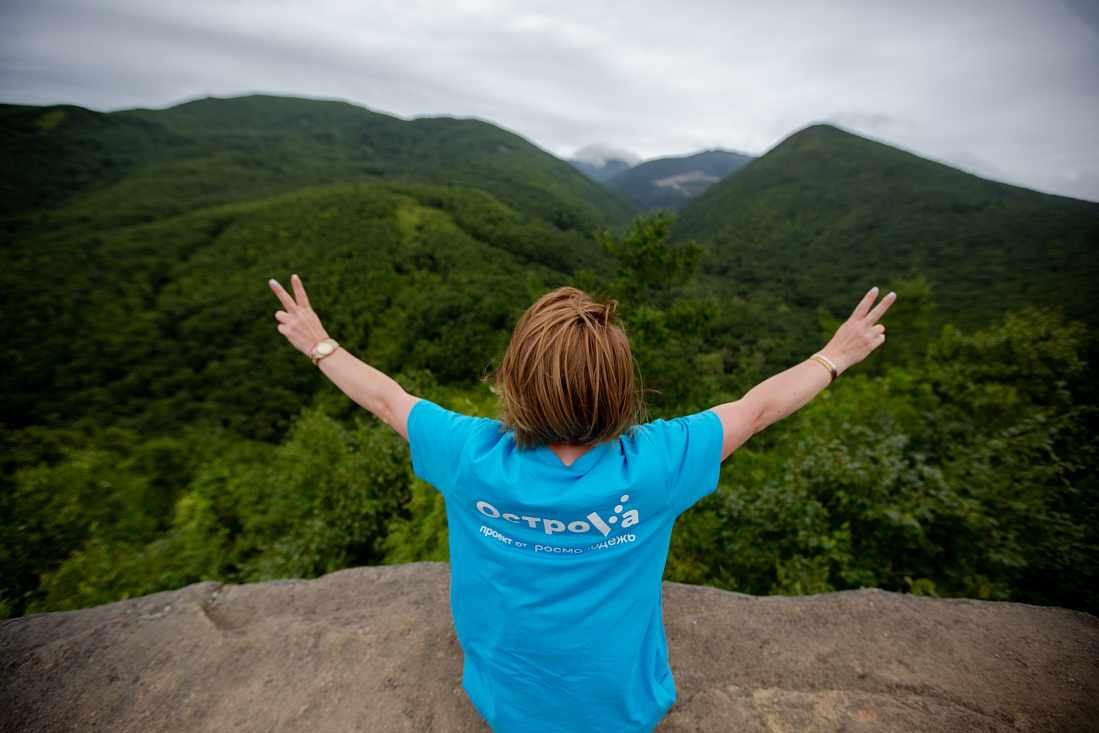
[[819, 287, 896, 374]]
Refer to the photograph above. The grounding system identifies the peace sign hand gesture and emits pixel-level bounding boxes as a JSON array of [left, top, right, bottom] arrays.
[[269, 274, 330, 357], [820, 287, 896, 375]]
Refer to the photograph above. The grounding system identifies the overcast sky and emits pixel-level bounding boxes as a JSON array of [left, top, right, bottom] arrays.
[[2, 0, 1098, 201]]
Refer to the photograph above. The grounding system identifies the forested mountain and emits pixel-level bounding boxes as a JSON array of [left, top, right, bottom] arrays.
[[1, 96, 646, 617], [676, 125, 1099, 333], [1, 183, 600, 438], [1, 98, 1095, 621], [0, 95, 645, 437], [0, 95, 642, 235], [606, 149, 754, 210]]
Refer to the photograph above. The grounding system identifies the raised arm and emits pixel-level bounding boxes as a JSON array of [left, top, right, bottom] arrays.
[[712, 287, 895, 461], [269, 274, 420, 441]]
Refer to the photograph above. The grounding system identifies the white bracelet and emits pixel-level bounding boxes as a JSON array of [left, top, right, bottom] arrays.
[[810, 353, 837, 382]]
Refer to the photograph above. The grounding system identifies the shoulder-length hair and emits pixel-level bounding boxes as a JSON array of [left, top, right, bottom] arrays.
[[487, 287, 645, 450]]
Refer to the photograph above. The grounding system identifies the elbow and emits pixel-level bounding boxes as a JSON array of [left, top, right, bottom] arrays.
[[749, 401, 779, 436], [373, 401, 398, 431], [370, 388, 416, 438], [738, 394, 765, 436]]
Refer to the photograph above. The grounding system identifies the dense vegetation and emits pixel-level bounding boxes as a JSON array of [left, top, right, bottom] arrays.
[[1, 95, 640, 237], [1, 98, 1095, 619], [677, 125, 1099, 333]]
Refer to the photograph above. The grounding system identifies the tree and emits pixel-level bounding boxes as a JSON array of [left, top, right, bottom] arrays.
[[596, 211, 703, 307]]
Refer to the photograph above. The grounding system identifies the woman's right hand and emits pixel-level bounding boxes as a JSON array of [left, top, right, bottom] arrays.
[[269, 274, 330, 357], [818, 287, 896, 374]]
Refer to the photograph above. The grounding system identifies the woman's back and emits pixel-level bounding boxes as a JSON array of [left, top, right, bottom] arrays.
[[408, 400, 723, 733]]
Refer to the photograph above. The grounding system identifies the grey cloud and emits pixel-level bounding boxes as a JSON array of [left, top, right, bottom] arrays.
[[1, 0, 1097, 200], [571, 144, 641, 166]]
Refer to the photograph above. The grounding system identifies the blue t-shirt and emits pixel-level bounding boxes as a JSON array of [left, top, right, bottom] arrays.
[[407, 400, 724, 733]]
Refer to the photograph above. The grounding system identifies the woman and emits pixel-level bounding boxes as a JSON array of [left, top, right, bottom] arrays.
[[270, 275, 894, 733]]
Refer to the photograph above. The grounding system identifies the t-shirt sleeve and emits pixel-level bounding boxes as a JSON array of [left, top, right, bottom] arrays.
[[406, 400, 480, 498], [652, 409, 725, 515]]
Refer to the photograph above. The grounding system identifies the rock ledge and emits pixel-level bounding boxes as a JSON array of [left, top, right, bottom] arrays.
[[2, 563, 1096, 732]]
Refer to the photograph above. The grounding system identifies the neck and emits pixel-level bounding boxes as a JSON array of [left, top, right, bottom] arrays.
[[546, 442, 596, 467]]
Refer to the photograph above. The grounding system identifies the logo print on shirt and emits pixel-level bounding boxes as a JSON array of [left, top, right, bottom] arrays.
[[586, 495, 637, 536], [476, 494, 639, 536]]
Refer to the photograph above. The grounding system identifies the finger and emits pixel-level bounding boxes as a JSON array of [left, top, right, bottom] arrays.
[[867, 291, 897, 323], [850, 287, 880, 320], [269, 279, 296, 311], [291, 274, 311, 310], [275, 310, 291, 323]]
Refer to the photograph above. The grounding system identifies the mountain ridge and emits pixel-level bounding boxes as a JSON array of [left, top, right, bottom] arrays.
[[675, 123, 1099, 332], [568, 157, 633, 182], [605, 149, 755, 210], [0, 94, 643, 234]]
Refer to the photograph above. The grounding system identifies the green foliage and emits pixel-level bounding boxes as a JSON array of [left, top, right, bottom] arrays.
[[0, 95, 640, 234], [1, 426, 233, 616], [3, 100, 1095, 620], [588, 212, 723, 416], [383, 478, 451, 565], [676, 124, 1099, 365], [0, 183, 588, 438], [5, 449, 158, 611], [25, 409, 414, 613], [669, 309, 1098, 613], [597, 211, 703, 306], [227, 410, 412, 580]]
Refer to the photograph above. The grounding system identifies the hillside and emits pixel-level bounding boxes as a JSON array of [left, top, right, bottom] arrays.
[[0, 95, 642, 236], [1, 105, 1095, 626], [0, 182, 593, 438], [2, 564, 1097, 732], [674, 124, 1099, 333], [0, 95, 647, 437], [606, 149, 754, 210]]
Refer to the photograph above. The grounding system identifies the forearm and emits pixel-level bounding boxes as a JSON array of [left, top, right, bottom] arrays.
[[712, 355, 834, 459], [740, 355, 835, 434], [712, 287, 894, 461], [316, 348, 419, 439]]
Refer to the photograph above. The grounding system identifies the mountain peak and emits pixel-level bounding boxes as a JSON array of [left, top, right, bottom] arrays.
[[673, 123, 1099, 331], [602, 149, 755, 210], [570, 143, 641, 168], [568, 144, 641, 183]]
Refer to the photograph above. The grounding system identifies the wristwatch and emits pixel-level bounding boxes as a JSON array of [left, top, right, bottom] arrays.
[[309, 338, 340, 366]]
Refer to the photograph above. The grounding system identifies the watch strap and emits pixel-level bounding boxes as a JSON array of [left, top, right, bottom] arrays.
[[309, 338, 340, 366]]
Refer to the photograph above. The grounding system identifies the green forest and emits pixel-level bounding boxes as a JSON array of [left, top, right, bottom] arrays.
[[2, 96, 1096, 619]]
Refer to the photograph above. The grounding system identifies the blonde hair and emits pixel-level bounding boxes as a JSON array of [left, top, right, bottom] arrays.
[[488, 287, 644, 450]]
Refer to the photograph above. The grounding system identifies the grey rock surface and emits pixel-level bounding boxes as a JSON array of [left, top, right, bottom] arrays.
[[2, 562, 1097, 732]]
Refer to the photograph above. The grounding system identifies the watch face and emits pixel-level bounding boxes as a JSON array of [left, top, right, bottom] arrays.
[[317, 341, 335, 356]]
